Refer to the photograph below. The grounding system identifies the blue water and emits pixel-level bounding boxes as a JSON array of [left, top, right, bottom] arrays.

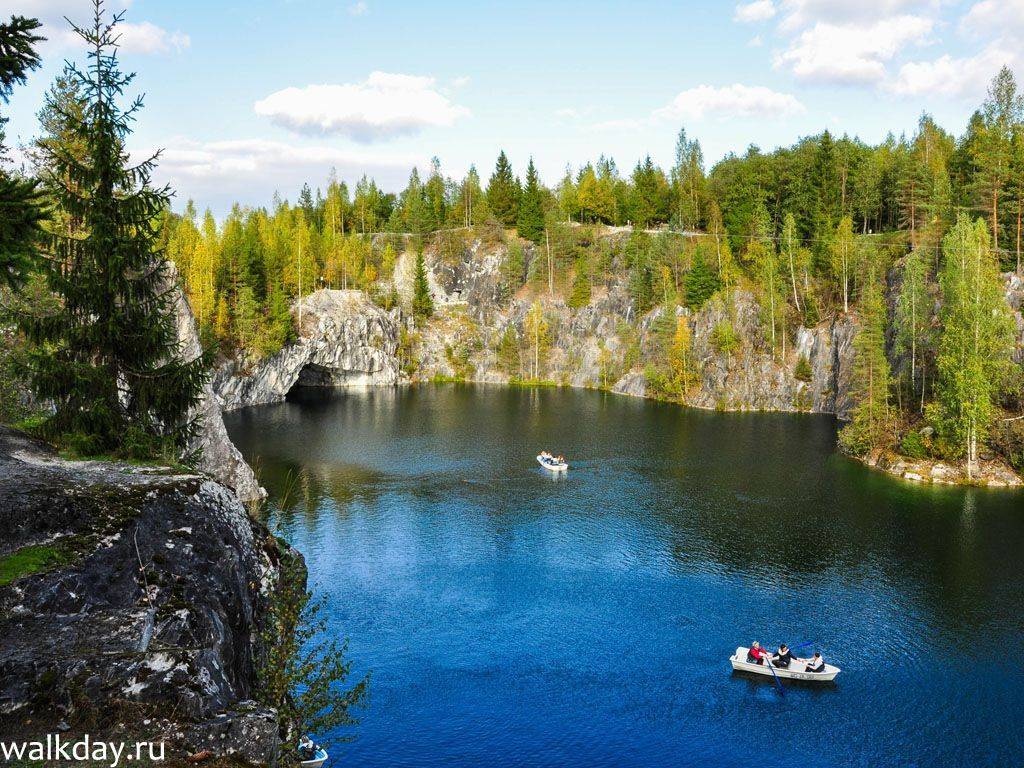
[[225, 385, 1024, 768]]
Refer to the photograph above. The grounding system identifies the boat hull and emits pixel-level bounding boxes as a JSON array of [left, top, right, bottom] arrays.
[[537, 455, 568, 472], [300, 749, 329, 768], [730, 647, 839, 682]]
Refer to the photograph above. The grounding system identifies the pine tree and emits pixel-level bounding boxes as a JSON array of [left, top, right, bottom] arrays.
[[568, 254, 591, 308], [412, 250, 433, 318], [0, 15, 45, 289], [517, 158, 545, 243], [19, 4, 207, 458], [839, 261, 893, 456], [496, 325, 521, 377], [486, 150, 520, 226], [930, 215, 1015, 476]]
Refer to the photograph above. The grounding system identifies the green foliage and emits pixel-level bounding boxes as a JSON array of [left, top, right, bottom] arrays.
[[838, 262, 893, 456], [486, 150, 520, 226], [495, 325, 521, 377], [931, 214, 1016, 473], [894, 249, 932, 401], [568, 255, 592, 308], [258, 555, 369, 748], [0, 15, 46, 290], [516, 158, 545, 243], [18, 5, 208, 461], [684, 248, 720, 309], [794, 355, 812, 382], [711, 319, 740, 356], [412, 250, 434, 319], [900, 429, 929, 460]]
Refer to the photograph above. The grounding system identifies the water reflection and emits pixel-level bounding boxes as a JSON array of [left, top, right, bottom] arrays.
[[226, 384, 1024, 768]]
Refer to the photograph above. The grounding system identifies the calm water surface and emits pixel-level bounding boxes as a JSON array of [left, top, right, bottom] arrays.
[[225, 385, 1024, 768]]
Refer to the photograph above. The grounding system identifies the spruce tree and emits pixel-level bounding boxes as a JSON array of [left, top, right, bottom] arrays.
[[839, 261, 893, 456], [684, 248, 720, 309], [486, 150, 520, 226], [0, 15, 45, 289], [412, 250, 433, 318], [20, 3, 207, 458], [517, 158, 545, 243]]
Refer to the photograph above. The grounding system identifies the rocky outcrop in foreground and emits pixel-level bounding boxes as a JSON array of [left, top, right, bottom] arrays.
[[0, 427, 291, 764], [215, 290, 402, 411]]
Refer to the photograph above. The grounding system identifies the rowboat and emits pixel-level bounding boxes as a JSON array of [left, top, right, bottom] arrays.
[[730, 646, 840, 682], [537, 455, 568, 472], [299, 748, 329, 768]]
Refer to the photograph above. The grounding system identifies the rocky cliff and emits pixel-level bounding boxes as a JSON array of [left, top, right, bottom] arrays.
[[215, 290, 402, 412], [403, 236, 859, 418], [169, 270, 264, 501], [0, 426, 290, 764]]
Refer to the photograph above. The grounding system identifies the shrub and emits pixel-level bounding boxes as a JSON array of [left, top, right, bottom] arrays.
[[794, 355, 812, 382], [258, 555, 369, 749], [900, 429, 929, 460], [711, 320, 740, 355]]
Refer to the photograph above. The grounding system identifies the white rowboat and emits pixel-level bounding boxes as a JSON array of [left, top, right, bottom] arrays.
[[730, 646, 840, 682], [299, 748, 329, 768], [537, 455, 568, 472]]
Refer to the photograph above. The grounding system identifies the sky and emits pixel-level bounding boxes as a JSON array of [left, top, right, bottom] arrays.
[[3, 0, 1023, 216]]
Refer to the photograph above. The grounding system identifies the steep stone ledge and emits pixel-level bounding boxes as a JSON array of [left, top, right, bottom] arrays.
[[215, 289, 402, 412], [169, 267, 264, 502], [0, 426, 292, 764]]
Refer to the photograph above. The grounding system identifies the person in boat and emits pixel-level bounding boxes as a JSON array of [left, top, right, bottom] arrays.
[[770, 643, 795, 669], [803, 651, 826, 673], [556, 455, 565, 464], [298, 735, 318, 761], [746, 641, 767, 665]]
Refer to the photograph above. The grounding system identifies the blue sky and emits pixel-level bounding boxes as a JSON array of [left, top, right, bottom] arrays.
[[4, 0, 1023, 215]]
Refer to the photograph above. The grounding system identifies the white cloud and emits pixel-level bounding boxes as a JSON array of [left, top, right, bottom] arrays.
[[734, 1, 777, 23], [778, 0, 937, 30], [888, 44, 1017, 99], [152, 138, 425, 215], [11, 0, 189, 55], [118, 22, 190, 54], [348, 1, 368, 16], [960, 0, 1024, 37], [254, 72, 470, 142], [774, 16, 934, 84], [651, 84, 805, 121]]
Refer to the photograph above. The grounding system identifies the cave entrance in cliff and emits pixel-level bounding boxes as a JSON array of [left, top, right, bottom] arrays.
[[294, 363, 349, 388]]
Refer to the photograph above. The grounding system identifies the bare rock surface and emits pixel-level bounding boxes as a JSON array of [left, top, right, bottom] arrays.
[[215, 289, 401, 411], [0, 426, 291, 764]]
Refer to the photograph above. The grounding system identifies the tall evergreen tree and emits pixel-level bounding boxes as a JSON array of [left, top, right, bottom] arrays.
[[683, 248, 719, 309], [486, 150, 519, 226], [0, 15, 45, 289], [20, 4, 207, 458], [839, 261, 893, 456], [517, 157, 545, 243], [412, 250, 433, 319]]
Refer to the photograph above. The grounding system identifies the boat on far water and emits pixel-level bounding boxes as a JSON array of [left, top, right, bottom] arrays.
[[730, 647, 840, 682], [537, 454, 568, 472]]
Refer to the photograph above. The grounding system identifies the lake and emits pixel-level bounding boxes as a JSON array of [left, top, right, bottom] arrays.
[[225, 384, 1024, 768]]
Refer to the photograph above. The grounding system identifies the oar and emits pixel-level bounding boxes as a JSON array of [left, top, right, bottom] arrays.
[[764, 653, 785, 696]]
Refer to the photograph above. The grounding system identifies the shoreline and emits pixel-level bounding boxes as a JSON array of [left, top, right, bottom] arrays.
[[230, 377, 1024, 490]]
